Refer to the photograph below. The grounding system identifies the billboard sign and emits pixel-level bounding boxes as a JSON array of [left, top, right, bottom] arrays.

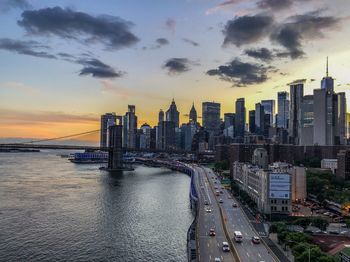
[[269, 173, 290, 199]]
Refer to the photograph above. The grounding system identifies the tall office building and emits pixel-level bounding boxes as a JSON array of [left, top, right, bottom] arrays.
[[300, 95, 314, 145], [158, 109, 164, 123], [277, 92, 289, 129], [100, 113, 117, 147], [202, 102, 221, 149], [289, 80, 304, 144], [249, 110, 256, 133], [202, 102, 221, 133], [139, 123, 151, 149], [224, 113, 235, 129], [321, 57, 334, 92], [123, 105, 137, 148], [313, 62, 346, 146], [235, 98, 246, 137], [261, 100, 275, 126], [338, 92, 347, 145], [189, 103, 197, 123], [166, 99, 180, 128], [159, 121, 175, 150], [255, 103, 265, 135]]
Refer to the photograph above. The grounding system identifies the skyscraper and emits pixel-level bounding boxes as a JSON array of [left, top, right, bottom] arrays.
[[249, 110, 256, 133], [277, 92, 289, 129], [224, 113, 235, 129], [189, 103, 197, 123], [100, 113, 117, 147], [235, 98, 245, 137], [158, 109, 164, 123], [338, 92, 347, 145], [202, 102, 221, 149], [289, 80, 304, 144], [166, 99, 180, 128], [261, 99, 275, 126], [313, 62, 346, 146], [300, 95, 314, 145], [321, 57, 334, 92], [123, 105, 137, 148], [202, 102, 221, 134], [255, 103, 264, 135]]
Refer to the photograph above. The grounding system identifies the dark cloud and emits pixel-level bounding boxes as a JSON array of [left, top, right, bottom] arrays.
[[165, 18, 176, 33], [256, 0, 293, 10], [207, 59, 272, 87], [156, 38, 169, 46], [183, 38, 199, 47], [162, 58, 193, 75], [77, 58, 124, 79], [271, 11, 341, 59], [223, 14, 274, 47], [17, 6, 139, 50], [244, 48, 273, 62], [1, 0, 31, 12], [0, 38, 56, 59]]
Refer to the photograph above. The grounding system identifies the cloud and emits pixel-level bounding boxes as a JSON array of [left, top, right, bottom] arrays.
[[256, 0, 293, 10], [223, 14, 274, 47], [205, 0, 244, 15], [271, 11, 341, 59], [0, 38, 56, 59], [0, 0, 31, 12], [207, 58, 272, 87], [100, 80, 130, 99], [162, 58, 195, 75], [183, 38, 199, 47], [244, 48, 274, 62], [17, 6, 139, 50], [77, 58, 124, 79], [156, 38, 169, 46], [165, 18, 176, 33], [0, 108, 99, 125], [1, 81, 38, 95]]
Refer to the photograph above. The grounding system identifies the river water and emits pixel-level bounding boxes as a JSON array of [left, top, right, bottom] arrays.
[[0, 150, 193, 261]]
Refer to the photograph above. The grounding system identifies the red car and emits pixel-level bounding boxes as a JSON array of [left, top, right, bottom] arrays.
[[209, 228, 216, 236]]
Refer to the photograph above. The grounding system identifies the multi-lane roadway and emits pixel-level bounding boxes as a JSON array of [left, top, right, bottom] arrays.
[[194, 164, 278, 262], [193, 165, 234, 262]]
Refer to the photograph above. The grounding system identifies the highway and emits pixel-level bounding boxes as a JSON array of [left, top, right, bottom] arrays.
[[193, 165, 235, 262], [204, 167, 277, 262]]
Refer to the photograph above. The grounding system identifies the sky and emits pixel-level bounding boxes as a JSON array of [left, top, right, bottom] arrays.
[[1, 0, 350, 142]]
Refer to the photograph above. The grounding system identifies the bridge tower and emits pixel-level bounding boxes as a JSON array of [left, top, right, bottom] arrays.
[[107, 125, 123, 170]]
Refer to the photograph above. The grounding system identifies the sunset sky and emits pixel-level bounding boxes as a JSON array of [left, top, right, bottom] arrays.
[[1, 0, 350, 141]]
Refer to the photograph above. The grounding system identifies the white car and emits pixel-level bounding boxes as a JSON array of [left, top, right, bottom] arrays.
[[219, 199, 223, 203], [214, 258, 221, 262], [206, 208, 212, 213], [222, 241, 230, 252]]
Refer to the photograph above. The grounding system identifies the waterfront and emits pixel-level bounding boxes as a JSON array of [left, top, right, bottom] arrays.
[[0, 151, 193, 262]]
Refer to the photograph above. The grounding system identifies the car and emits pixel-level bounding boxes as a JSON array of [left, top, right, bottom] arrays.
[[232, 203, 238, 208], [206, 208, 212, 213], [220, 190, 223, 194], [252, 236, 260, 244], [222, 242, 230, 252], [219, 199, 223, 203], [204, 200, 209, 205], [209, 228, 216, 236], [214, 258, 221, 262], [228, 195, 232, 199], [234, 231, 243, 242], [214, 181, 217, 184]]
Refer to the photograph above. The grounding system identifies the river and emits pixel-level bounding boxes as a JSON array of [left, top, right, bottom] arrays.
[[0, 150, 193, 261]]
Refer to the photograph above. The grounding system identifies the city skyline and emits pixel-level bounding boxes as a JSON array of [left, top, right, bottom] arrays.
[[1, 0, 350, 141]]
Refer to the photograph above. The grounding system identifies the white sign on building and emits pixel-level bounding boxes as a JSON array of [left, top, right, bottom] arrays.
[[269, 173, 290, 199]]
